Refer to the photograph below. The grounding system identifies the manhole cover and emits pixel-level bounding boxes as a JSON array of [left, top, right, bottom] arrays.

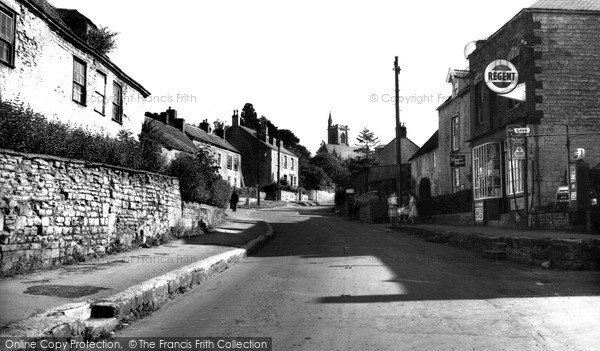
[[24, 285, 108, 298]]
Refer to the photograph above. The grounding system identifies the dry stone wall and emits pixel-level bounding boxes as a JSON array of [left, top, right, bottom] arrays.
[[0, 149, 183, 273]]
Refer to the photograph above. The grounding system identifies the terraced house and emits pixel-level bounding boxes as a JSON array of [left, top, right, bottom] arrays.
[[0, 0, 149, 136]]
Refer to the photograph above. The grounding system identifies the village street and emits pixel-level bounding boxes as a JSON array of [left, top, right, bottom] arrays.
[[115, 206, 600, 351]]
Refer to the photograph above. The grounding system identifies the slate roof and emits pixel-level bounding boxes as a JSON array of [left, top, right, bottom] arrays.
[[144, 118, 197, 154], [318, 143, 360, 160], [530, 0, 600, 11], [185, 124, 240, 154], [408, 131, 439, 161], [237, 126, 298, 157], [18, 0, 150, 97]]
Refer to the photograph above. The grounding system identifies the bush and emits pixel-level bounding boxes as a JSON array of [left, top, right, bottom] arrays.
[[209, 178, 232, 209], [0, 101, 166, 173]]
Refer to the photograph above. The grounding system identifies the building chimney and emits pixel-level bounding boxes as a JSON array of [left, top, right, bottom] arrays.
[[173, 118, 186, 133], [199, 119, 210, 132], [232, 110, 239, 126], [166, 107, 177, 126], [261, 124, 268, 138], [399, 124, 407, 139], [215, 128, 225, 139], [271, 137, 277, 146]]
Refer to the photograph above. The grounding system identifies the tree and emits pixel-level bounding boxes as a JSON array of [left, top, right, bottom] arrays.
[[344, 128, 381, 176], [355, 127, 380, 159], [310, 153, 350, 187], [240, 103, 259, 129], [300, 164, 331, 190], [84, 26, 118, 55]]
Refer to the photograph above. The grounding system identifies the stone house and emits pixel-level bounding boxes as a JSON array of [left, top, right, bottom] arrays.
[[185, 120, 243, 188], [0, 0, 150, 136], [375, 125, 420, 167], [467, 0, 600, 226], [409, 131, 439, 196], [226, 111, 299, 189], [143, 109, 198, 163], [436, 68, 472, 195]]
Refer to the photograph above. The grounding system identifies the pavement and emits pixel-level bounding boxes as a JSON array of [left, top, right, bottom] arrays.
[[0, 208, 273, 338], [371, 219, 600, 270]]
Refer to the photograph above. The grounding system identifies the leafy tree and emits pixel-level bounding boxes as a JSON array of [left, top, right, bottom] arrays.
[[240, 103, 259, 129], [310, 153, 350, 186], [84, 26, 118, 55], [167, 149, 221, 205], [300, 164, 331, 190]]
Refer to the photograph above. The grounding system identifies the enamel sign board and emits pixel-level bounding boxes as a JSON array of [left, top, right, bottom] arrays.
[[485, 59, 519, 94]]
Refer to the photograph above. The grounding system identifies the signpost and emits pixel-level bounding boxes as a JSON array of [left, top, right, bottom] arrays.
[[450, 154, 466, 168]]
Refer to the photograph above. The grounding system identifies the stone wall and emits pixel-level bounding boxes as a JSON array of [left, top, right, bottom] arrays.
[[279, 190, 298, 202], [307, 190, 335, 203], [533, 10, 600, 205], [181, 202, 225, 231], [0, 149, 182, 273]]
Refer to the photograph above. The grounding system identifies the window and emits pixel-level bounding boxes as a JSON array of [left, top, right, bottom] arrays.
[[505, 141, 524, 195], [217, 153, 222, 168], [72, 58, 87, 105], [475, 83, 484, 124], [233, 156, 239, 171], [452, 168, 460, 193], [472, 143, 502, 200], [290, 158, 294, 170], [94, 71, 106, 115], [0, 5, 16, 66], [112, 82, 123, 123], [433, 153, 436, 169], [451, 116, 459, 151], [340, 133, 346, 144], [227, 155, 232, 170], [283, 156, 288, 169]]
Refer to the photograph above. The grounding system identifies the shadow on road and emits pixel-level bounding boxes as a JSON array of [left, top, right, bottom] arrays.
[[252, 206, 600, 303]]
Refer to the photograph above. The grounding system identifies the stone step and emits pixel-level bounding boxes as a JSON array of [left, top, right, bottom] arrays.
[[484, 250, 507, 260]]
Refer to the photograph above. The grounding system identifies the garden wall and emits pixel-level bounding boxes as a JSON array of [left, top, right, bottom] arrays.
[[0, 149, 186, 273]]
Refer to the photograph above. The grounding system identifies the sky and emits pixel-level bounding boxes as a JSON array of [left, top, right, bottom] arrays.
[[51, 0, 534, 155]]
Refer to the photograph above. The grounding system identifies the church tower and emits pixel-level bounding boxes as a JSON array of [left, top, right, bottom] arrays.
[[327, 112, 349, 146]]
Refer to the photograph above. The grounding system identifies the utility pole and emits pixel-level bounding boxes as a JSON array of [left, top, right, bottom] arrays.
[[565, 120, 571, 207], [277, 141, 281, 201], [256, 123, 261, 206], [394, 56, 402, 202]]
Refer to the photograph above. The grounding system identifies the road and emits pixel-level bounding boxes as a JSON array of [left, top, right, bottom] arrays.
[[115, 206, 600, 350]]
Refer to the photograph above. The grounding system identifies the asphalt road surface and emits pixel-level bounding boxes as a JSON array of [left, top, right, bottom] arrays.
[[115, 206, 600, 350]]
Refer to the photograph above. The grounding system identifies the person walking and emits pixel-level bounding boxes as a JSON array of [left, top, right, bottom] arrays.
[[408, 191, 418, 224], [229, 189, 239, 212]]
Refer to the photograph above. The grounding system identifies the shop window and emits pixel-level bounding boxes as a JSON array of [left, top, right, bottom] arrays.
[[472, 142, 502, 200]]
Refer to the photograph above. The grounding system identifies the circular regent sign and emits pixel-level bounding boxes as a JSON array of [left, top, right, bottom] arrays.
[[484, 59, 519, 94]]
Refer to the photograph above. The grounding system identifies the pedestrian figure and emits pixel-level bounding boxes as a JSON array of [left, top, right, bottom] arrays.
[[347, 196, 354, 220], [229, 189, 239, 212], [408, 191, 418, 224], [388, 192, 399, 227]]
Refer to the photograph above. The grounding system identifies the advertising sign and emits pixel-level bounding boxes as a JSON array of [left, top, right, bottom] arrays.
[[450, 154, 466, 168], [474, 202, 484, 223], [485, 59, 519, 94], [506, 125, 527, 161]]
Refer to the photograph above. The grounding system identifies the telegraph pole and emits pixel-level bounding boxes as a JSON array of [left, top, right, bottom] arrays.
[[256, 123, 261, 206], [394, 56, 402, 202]]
